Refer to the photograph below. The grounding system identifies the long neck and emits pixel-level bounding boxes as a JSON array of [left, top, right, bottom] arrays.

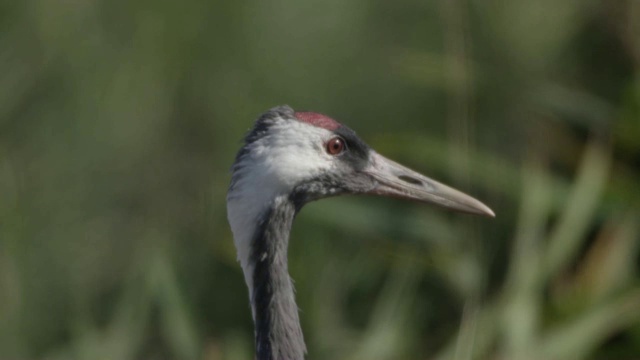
[[250, 197, 306, 360]]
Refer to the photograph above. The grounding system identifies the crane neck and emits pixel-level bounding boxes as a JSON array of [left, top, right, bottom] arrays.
[[250, 196, 306, 360]]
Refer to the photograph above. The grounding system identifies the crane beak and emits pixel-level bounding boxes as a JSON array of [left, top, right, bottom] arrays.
[[362, 152, 495, 217]]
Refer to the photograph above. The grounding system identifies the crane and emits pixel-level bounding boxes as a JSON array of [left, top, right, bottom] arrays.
[[226, 105, 494, 360]]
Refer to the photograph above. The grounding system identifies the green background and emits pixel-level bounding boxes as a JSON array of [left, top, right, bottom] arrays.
[[1, 0, 639, 359]]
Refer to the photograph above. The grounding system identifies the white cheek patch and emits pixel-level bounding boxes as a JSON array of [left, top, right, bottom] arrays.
[[226, 119, 335, 301], [258, 121, 334, 186]]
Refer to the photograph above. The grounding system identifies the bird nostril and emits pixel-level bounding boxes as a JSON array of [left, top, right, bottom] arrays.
[[398, 175, 423, 186]]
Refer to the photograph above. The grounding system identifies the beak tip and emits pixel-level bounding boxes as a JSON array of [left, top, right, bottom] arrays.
[[474, 202, 495, 218]]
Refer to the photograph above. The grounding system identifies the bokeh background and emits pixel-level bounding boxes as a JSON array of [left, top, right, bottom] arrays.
[[1, 0, 639, 359]]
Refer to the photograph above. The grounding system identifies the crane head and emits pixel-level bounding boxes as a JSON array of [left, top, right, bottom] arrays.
[[228, 105, 494, 218]]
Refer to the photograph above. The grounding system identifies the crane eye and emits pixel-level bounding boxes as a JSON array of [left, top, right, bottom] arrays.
[[326, 137, 346, 155]]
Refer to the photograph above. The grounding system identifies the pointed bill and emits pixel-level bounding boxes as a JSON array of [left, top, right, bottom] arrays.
[[363, 152, 495, 217]]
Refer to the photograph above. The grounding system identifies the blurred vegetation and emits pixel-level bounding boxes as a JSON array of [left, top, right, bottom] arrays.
[[0, 0, 639, 359]]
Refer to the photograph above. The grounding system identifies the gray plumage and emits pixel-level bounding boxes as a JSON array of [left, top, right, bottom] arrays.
[[250, 197, 305, 359], [227, 106, 494, 360]]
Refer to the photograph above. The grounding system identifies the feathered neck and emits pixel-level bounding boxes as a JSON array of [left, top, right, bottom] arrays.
[[248, 196, 306, 359]]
